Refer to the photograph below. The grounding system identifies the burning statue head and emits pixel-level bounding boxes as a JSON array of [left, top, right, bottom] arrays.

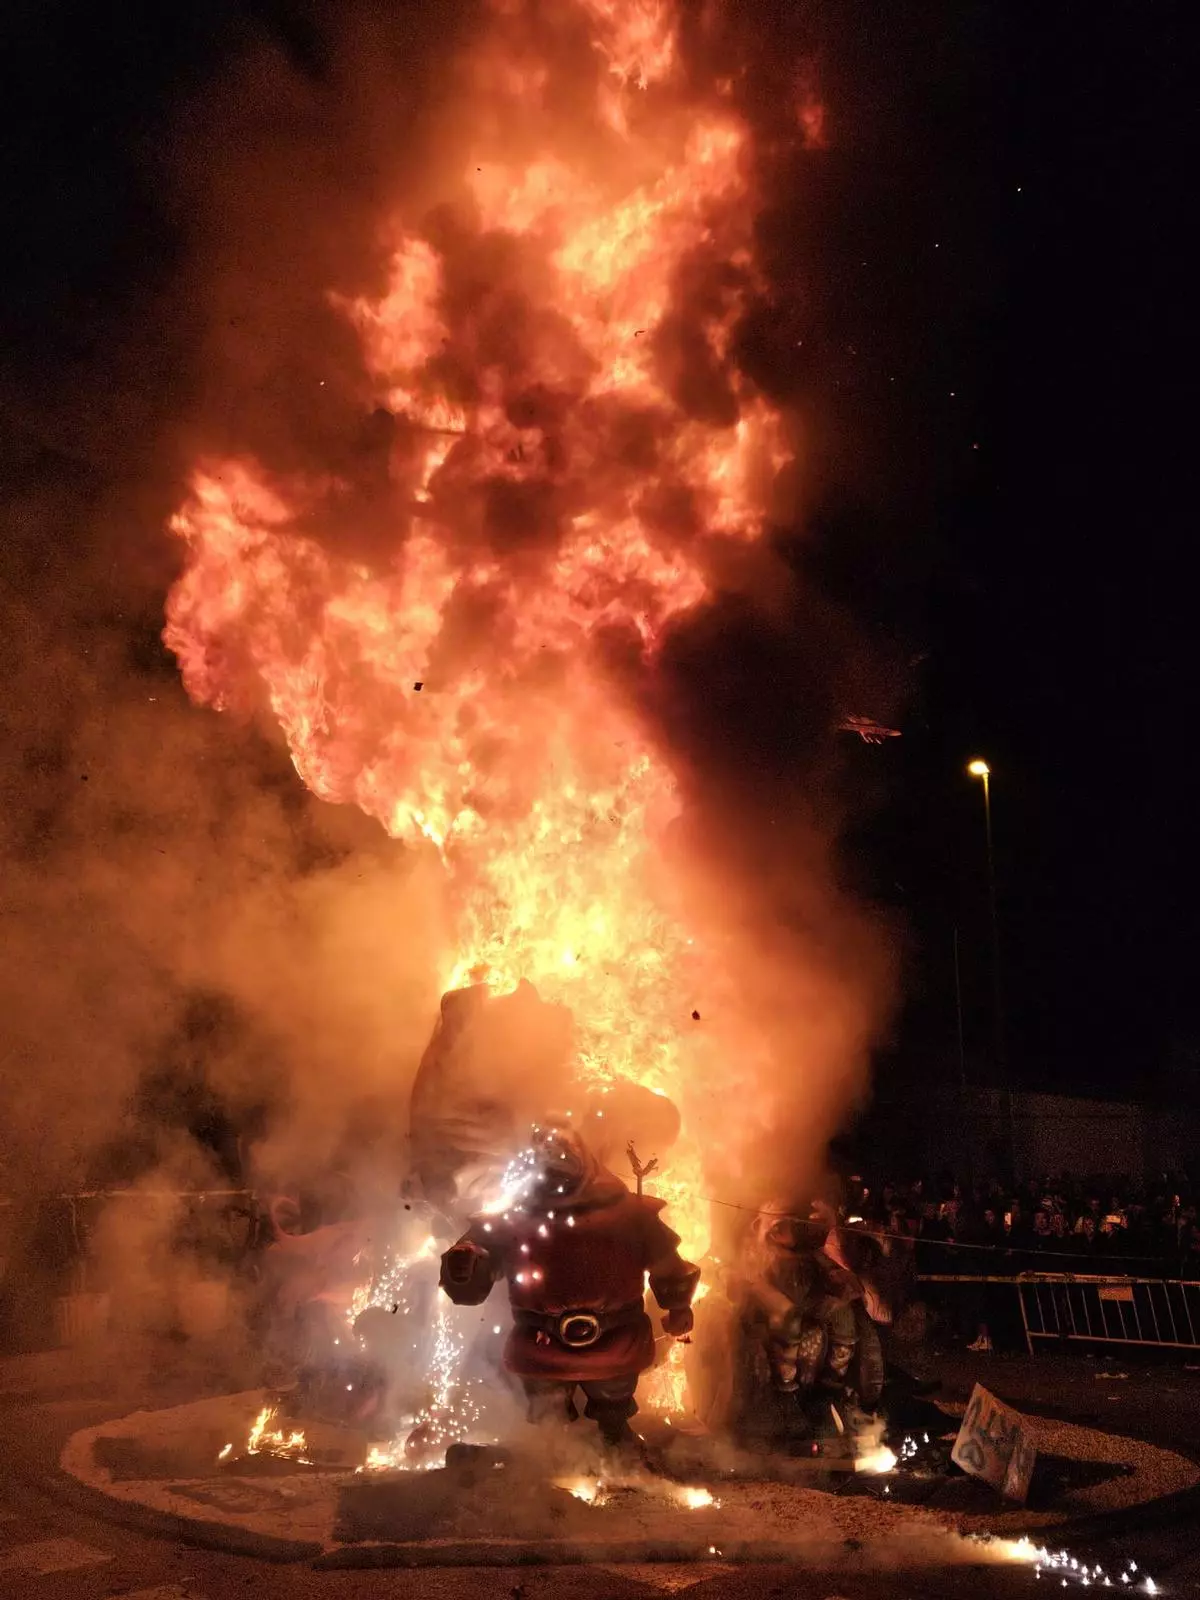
[[751, 1198, 832, 1255], [528, 1120, 596, 1203]]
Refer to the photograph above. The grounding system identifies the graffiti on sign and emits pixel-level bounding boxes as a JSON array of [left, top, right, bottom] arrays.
[[951, 1383, 1037, 1503]]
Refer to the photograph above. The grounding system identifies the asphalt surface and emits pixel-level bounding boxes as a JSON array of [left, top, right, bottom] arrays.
[[3, 1342, 1200, 1599], [931, 1344, 1200, 1462]]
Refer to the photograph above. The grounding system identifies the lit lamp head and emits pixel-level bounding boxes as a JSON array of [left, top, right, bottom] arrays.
[[967, 758, 990, 778]]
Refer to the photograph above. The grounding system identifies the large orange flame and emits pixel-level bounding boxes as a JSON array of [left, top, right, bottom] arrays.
[[165, 1, 809, 1324]]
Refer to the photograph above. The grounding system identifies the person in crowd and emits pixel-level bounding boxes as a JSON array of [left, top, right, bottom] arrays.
[[1006, 1199, 1035, 1255], [915, 1198, 953, 1289], [949, 1203, 1002, 1352], [1075, 1212, 1099, 1258], [1075, 1196, 1103, 1235], [918, 1200, 951, 1244], [1176, 1205, 1200, 1277]]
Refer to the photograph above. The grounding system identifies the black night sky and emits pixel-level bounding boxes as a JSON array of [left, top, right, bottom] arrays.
[[0, 2, 1192, 1108]]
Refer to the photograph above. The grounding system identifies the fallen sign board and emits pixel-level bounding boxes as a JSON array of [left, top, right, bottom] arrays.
[[951, 1383, 1037, 1503]]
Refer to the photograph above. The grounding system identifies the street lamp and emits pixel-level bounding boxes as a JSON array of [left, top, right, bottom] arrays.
[[967, 761, 995, 904], [968, 756, 1011, 1167]]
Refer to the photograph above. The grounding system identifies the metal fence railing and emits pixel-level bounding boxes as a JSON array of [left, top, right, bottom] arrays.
[[1018, 1272, 1200, 1353], [917, 1271, 1200, 1356]]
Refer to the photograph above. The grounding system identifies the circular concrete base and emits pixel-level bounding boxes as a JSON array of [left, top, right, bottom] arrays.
[[55, 1389, 1200, 1567]]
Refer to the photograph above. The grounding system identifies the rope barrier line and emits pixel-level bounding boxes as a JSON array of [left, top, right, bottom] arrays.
[[917, 1273, 1200, 1286], [51, 1190, 254, 1200], [20, 1188, 1184, 1272], [699, 1193, 1170, 1265], [917, 1274, 1032, 1284]]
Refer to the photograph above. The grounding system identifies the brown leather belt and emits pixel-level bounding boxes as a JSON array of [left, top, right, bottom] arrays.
[[514, 1303, 645, 1349]]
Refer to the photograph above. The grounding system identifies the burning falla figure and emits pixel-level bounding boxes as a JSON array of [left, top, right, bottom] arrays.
[[439, 1123, 699, 1453], [732, 1198, 885, 1440]]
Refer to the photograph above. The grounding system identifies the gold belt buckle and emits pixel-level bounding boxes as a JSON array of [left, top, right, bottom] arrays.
[[558, 1312, 602, 1348]]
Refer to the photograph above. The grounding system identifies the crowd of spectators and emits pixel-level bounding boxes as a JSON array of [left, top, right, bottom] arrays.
[[843, 1171, 1200, 1276], [838, 1171, 1200, 1353]]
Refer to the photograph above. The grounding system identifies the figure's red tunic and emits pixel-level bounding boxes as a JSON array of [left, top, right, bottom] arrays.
[[440, 1171, 699, 1383]]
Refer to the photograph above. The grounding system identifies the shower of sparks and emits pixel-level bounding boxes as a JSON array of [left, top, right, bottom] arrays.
[[354, 1212, 514, 1470], [998, 1539, 1157, 1593], [364, 1302, 492, 1470], [480, 1145, 542, 1216], [349, 1232, 438, 1325]]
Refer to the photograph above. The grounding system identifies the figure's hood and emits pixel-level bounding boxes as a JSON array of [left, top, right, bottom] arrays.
[[752, 1198, 830, 1254], [566, 1162, 632, 1211], [528, 1122, 629, 1210]]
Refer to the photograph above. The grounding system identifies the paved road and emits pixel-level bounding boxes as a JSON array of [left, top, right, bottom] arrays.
[[3, 1344, 1198, 1599], [932, 1344, 1200, 1461]]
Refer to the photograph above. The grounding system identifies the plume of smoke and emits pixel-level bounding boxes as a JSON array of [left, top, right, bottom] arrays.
[[0, 4, 477, 1349], [0, 481, 447, 1199], [0, 471, 450, 1349]]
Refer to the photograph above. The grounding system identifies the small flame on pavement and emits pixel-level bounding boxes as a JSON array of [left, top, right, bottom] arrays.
[[556, 1477, 608, 1506], [245, 1404, 310, 1462], [674, 1485, 718, 1509], [553, 1476, 719, 1512], [854, 1445, 899, 1474]]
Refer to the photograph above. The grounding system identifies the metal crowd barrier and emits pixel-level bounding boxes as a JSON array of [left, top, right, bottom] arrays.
[[1017, 1272, 1200, 1354], [917, 1271, 1200, 1355]]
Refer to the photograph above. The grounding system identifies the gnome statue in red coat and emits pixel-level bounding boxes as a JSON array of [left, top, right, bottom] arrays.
[[439, 1121, 699, 1453]]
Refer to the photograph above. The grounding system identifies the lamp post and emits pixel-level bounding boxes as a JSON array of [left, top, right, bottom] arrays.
[[967, 758, 1013, 1172], [952, 925, 967, 1088]]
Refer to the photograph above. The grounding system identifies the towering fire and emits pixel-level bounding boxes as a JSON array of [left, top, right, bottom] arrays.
[[164, 0, 820, 1297]]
